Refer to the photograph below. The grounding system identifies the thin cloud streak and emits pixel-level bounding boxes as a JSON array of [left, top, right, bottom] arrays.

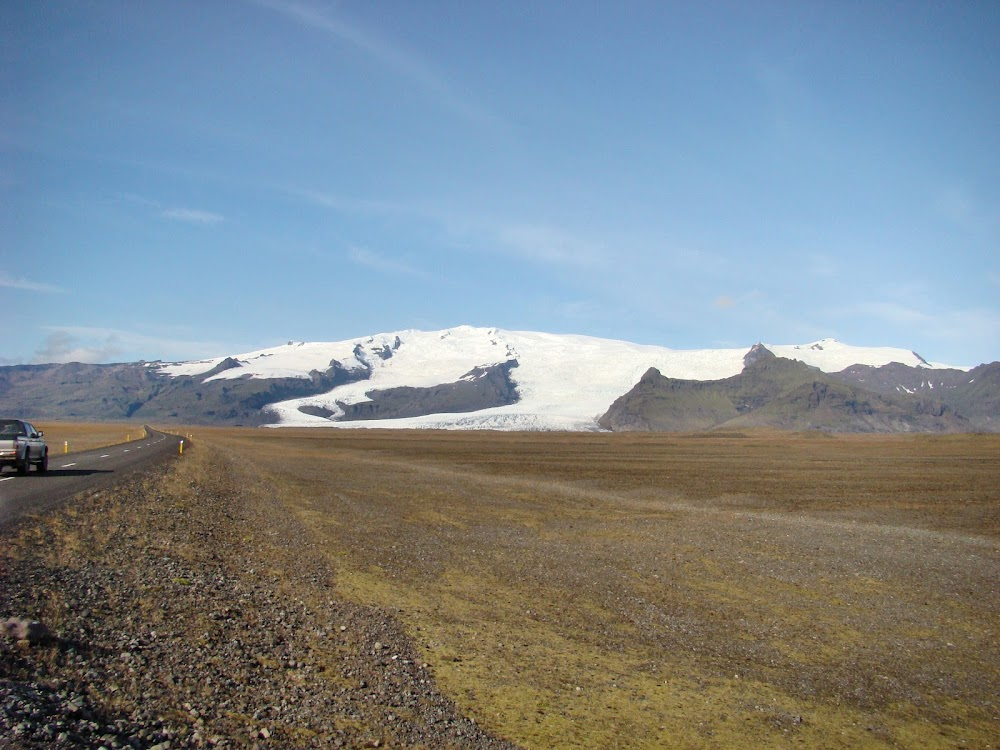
[[0, 272, 64, 294], [494, 223, 607, 268], [115, 193, 226, 225], [286, 187, 415, 218], [935, 184, 1000, 235], [348, 246, 430, 279], [161, 208, 225, 225], [290, 186, 607, 270], [251, 0, 499, 128]]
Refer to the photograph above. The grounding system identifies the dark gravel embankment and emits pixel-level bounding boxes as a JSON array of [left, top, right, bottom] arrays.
[[1, 447, 519, 749]]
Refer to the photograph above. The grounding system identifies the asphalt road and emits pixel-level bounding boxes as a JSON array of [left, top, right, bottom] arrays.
[[0, 426, 186, 528]]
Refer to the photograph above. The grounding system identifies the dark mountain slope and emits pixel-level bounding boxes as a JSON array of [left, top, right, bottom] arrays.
[[599, 346, 970, 433], [832, 361, 1000, 432], [333, 361, 520, 421], [0, 360, 369, 425], [1, 358, 522, 427]]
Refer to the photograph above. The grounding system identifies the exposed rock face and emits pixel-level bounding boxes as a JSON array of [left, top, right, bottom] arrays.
[[742, 343, 775, 368], [200, 357, 243, 379], [599, 347, 972, 433], [336, 361, 520, 422], [831, 361, 1000, 431], [297, 404, 337, 419], [374, 336, 403, 360]]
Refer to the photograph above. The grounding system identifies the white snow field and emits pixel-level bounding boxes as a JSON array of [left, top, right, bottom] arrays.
[[157, 326, 961, 431]]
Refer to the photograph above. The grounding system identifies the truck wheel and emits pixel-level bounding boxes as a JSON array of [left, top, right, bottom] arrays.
[[38, 451, 48, 473], [18, 453, 30, 475]]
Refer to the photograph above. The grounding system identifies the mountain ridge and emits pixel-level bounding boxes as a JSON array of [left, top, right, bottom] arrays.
[[598, 346, 976, 433], [1, 326, 994, 432]]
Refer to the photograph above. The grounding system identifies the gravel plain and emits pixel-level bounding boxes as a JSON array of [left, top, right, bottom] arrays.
[[205, 429, 1000, 749], [1, 446, 519, 749], [3, 429, 999, 750]]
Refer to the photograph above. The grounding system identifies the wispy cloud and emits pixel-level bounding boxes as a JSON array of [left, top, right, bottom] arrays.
[[33, 326, 241, 365], [251, 0, 497, 128], [348, 246, 430, 279], [750, 57, 807, 142], [34, 330, 125, 365], [289, 186, 608, 271], [116, 193, 226, 225], [285, 187, 411, 218], [806, 254, 837, 278], [935, 184, 999, 234], [161, 207, 225, 225], [495, 224, 606, 268], [0, 272, 64, 294]]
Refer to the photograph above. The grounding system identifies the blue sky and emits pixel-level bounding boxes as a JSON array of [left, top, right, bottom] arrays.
[[2, 1, 998, 367]]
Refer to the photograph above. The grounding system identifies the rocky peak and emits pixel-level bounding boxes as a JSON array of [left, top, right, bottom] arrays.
[[743, 343, 776, 369]]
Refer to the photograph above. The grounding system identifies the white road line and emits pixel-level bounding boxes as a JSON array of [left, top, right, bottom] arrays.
[[0, 477, 13, 482], [100, 454, 110, 459], [62, 463, 77, 468], [123, 449, 130, 453]]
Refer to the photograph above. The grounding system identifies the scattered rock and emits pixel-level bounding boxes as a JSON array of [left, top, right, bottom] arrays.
[[2, 617, 50, 644], [0, 455, 520, 749]]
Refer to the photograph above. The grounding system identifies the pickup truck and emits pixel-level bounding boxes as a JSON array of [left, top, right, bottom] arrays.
[[0, 419, 48, 475]]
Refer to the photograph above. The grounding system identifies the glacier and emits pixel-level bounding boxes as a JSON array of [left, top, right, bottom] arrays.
[[157, 326, 963, 431]]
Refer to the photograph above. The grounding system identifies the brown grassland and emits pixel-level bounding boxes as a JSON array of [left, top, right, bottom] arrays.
[[33, 422, 148, 455], [186, 427, 1000, 749]]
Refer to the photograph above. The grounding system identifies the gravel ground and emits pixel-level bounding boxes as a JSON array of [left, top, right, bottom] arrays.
[[5, 430, 998, 749], [0, 448, 520, 749]]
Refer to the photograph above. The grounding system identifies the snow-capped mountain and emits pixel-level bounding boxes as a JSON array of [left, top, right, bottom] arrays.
[[155, 326, 965, 431]]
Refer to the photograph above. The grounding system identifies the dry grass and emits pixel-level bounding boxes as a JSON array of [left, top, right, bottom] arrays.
[[187, 429, 1000, 749], [34, 422, 148, 454]]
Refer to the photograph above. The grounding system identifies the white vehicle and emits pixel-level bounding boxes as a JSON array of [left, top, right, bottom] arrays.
[[0, 419, 48, 475]]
